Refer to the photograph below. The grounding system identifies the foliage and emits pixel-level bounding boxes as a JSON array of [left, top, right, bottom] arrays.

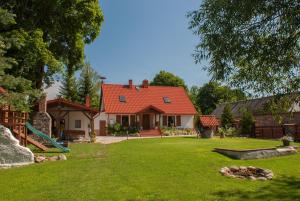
[[59, 70, 79, 102], [221, 104, 234, 128], [150, 70, 188, 90], [281, 135, 294, 142], [161, 127, 195, 136], [189, 86, 201, 113], [192, 82, 246, 114], [77, 62, 102, 108], [240, 109, 255, 135], [108, 123, 139, 136], [188, 1, 300, 96], [218, 127, 237, 137], [0, 8, 40, 111], [1, 0, 104, 89]]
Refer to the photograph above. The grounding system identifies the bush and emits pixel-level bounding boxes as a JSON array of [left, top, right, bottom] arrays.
[[108, 123, 139, 136], [218, 127, 237, 137], [221, 104, 234, 128]]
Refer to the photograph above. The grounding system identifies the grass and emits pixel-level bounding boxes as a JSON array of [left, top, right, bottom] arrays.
[[0, 137, 300, 201]]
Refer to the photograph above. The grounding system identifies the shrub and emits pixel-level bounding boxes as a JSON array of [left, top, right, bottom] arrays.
[[218, 127, 237, 137], [221, 104, 234, 128]]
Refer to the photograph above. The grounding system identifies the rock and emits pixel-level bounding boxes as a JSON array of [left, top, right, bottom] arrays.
[[48, 156, 59, 161], [257, 177, 267, 181], [34, 155, 46, 163], [0, 125, 34, 168], [58, 154, 67, 161], [249, 176, 257, 180]]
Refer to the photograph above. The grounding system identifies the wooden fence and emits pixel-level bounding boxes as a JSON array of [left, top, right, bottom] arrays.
[[254, 125, 300, 141]]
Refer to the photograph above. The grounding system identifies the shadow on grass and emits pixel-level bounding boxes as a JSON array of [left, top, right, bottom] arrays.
[[214, 176, 300, 201]]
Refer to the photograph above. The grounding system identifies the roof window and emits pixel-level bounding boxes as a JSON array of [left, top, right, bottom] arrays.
[[119, 95, 126, 102], [163, 97, 171, 103]]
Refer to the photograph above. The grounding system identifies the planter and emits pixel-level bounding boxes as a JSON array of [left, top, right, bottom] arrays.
[[282, 140, 291, 147]]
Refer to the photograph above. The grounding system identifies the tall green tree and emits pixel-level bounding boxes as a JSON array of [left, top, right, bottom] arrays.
[[59, 70, 79, 102], [189, 85, 201, 113], [221, 104, 234, 128], [195, 82, 246, 115], [188, 1, 300, 96], [78, 62, 101, 108], [0, 8, 40, 111], [1, 0, 104, 89], [150, 70, 188, 90]]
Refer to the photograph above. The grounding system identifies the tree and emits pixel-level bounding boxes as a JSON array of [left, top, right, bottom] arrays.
[[59, 70, 79, 102], [195, 82, 246, 114], [240, 109, 255, 135], [78, 62, 101, 108], [0, 8, 40, 111], [1, 0, 104, 89], [221, 104, 234, 128], [150, 70, 188, 90], [189, 86, 201, 113], [188, 1, 300, 96]]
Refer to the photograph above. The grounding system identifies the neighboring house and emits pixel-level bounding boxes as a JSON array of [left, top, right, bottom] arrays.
[[98, 79, 197, 135], [212, 96, 300, 140]]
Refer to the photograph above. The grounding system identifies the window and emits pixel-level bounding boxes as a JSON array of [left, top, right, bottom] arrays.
[[119, 95, 126, 102], [75, 120, 81, 128], [167, 116, 175, 127], [163, 97, 171, 103], [122, 115, 129, 127]]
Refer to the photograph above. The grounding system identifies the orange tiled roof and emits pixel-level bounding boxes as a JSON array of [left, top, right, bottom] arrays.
[[199, 115, 219, 127], [47, 98, 98, 114], [101, 84, 197, 115]]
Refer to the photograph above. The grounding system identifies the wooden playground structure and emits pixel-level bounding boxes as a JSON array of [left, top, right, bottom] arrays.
[[0, 105, 48, 151]]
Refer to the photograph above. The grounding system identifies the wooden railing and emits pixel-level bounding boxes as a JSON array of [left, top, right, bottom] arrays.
[[0, 105, 28, 146]]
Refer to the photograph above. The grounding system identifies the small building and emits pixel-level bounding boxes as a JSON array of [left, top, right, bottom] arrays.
[[199, 115, 219, 138], [98, 80, 197, 135], [46, 98, 100, 140], [212, 96, 300, 140]]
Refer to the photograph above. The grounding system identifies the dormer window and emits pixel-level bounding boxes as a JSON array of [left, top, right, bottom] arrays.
[[119, 95, 126, 102], [163, 97, 171, 103]]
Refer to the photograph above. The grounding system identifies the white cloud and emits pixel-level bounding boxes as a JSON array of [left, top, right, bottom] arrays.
[[44, 81, 61, 100]]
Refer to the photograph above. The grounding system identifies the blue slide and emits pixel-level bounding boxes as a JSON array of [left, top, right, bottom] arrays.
[[26, 122, 70, 153]]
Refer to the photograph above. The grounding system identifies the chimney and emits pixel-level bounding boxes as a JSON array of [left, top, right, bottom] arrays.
[[85, 96, 90, 108], [38, 95, 47, 113], [128, 79, 133, 89], [142, 79, 149, 88]]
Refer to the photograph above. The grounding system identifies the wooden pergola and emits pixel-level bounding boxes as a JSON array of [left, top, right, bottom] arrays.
[[47, 98, 99, 141]]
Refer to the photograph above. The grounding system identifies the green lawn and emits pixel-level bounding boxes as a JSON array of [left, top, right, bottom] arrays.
[[0, 137, 300, 201]]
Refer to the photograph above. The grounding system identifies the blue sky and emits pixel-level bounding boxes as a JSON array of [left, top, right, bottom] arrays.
[[85, 0, 210, 88]]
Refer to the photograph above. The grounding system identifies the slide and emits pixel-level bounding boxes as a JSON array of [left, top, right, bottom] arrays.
[[25, 122, 70, 153]]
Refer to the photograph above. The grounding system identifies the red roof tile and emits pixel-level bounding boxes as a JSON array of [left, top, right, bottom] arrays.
[[47, 98, 98, 114], [102, 84, 197, 115], [199, 115, 219, 127]]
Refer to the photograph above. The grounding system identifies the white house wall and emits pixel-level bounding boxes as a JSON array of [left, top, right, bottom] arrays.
[[63, 111, 90, 139], [181, 115, 194, 128]]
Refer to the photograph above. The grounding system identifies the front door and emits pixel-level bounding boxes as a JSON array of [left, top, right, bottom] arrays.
[[142, 114, 150, 130]]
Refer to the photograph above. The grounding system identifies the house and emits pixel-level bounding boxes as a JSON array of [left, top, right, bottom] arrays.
[[212, 96, 300, 140], [98, 79, 197, 135], [45, 97, 100, 140]]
